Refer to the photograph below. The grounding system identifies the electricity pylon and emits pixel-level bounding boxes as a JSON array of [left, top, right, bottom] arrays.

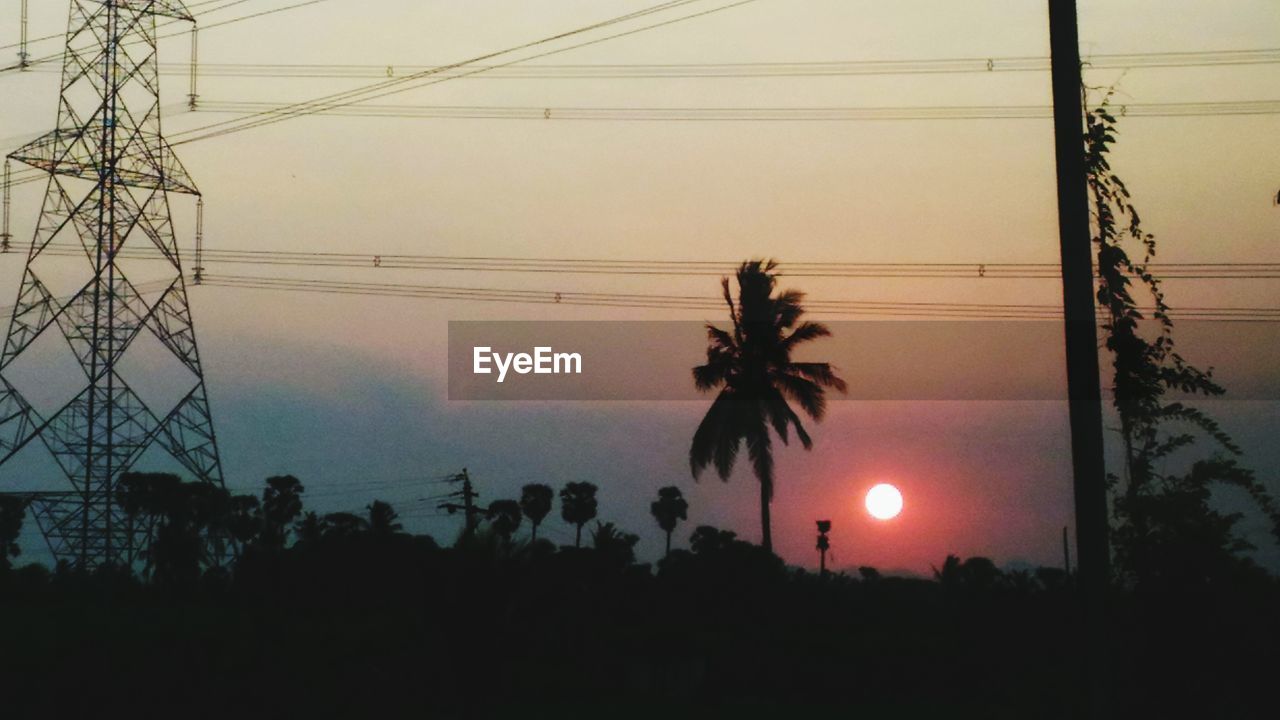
[[0, 0, 222, 569]]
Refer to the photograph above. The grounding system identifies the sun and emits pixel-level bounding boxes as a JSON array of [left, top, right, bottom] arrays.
[[865, 483, 903, 521]]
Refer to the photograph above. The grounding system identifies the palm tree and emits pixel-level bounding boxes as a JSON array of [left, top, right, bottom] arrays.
[[559, 482, 598, 547], [262, 475, 305, 551], [649, 486, 689, 558], [519, 483, 553, 542], [690, 259, 846, 554]]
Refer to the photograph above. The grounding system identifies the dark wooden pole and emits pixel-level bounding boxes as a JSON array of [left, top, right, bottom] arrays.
[[1047, 1, 1110, 716]]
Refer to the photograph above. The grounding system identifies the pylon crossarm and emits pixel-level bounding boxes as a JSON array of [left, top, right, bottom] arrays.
[[10, 134, 198, 196], [113, 1, 195, 22]]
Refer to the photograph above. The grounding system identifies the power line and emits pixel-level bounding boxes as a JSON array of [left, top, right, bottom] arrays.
[[0, 0, 331, 74], [0, 0, 241, 53], [192, 98, 1280, 122], [4, 6, 1274, 190], [15, 242, 1280, 281], [14, 47, 1280, 79], [161, 0, 332, 41], [4, 95, 1276, 191], [9, 268, 1276, 336], [196, 273, 1280, 321], [168, 0, 763, 146], [15, 241, 1280, 280], [2, 0, 757, 189]]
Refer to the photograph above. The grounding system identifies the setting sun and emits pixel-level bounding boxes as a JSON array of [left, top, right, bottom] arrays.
[[866, 483, 904, 520]]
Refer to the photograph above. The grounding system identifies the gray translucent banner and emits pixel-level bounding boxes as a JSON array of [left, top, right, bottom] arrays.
[[447, 321, 1280, 401]]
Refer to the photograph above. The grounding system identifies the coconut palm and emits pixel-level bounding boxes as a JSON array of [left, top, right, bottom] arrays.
[[519, 483, 554, 542], [690, 259, 846, 554], [649, 486, 689, 558], [559, 482, 598, 547]]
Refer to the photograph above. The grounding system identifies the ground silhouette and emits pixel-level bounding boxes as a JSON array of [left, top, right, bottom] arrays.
[[1, 472, 1276, 719]]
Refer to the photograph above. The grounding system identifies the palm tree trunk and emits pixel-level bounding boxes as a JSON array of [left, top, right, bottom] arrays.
[[664, 530, 672, 558], [575, 523, 582, 547], [760, 482, 773, 554], [530, 522, 538, 542]]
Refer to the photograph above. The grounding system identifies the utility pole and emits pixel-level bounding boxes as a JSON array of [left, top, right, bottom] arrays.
[[816, 520, 831, 576], [0, 0, 223, 569], [438, 468, 484, 535], [1048, 0, 1110, 716]]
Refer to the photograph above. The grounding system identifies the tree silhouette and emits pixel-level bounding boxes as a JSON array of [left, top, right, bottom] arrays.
[[367, 500, 404, 538], [321, 512, 369, 539], [262, 475, 305, 551], [690, 259, 846, 553], [690, 525, 739, 555], [519, 483, 553, 542], [649, 486, 688, 557], [116, 473, 224, 589], [0, 495, 30, 572], [590, 521, 639, 566], [559, 482, 598, 547], [1085, 90, 1280, 587], [226, 494, 262, 554], [487, 499, 522, 545], [295, 511, 324, 548], [934, 555, 1004, 592]]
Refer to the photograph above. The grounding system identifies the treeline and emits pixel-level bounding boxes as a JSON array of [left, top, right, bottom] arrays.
[[1, 473, 1277, 719]]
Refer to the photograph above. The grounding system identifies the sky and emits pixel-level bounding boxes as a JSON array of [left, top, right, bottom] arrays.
[[1, 0, 1277, 573]]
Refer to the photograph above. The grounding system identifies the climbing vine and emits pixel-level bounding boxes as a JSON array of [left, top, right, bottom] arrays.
[[1084, 86, 1280, 587]]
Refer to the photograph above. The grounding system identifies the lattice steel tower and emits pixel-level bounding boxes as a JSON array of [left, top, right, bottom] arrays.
[[0, 0, 222, 568]]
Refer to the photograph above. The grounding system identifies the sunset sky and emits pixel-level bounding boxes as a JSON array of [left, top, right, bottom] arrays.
[[1, 0, 1277, 572]]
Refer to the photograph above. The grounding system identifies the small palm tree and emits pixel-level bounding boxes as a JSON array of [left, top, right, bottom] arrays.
[[649, 486, 689, 558], [591, 521, 640, 566], [519, 483, 554, 542], [690, 259, 846, 554], [559, 482, 599, 547]]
